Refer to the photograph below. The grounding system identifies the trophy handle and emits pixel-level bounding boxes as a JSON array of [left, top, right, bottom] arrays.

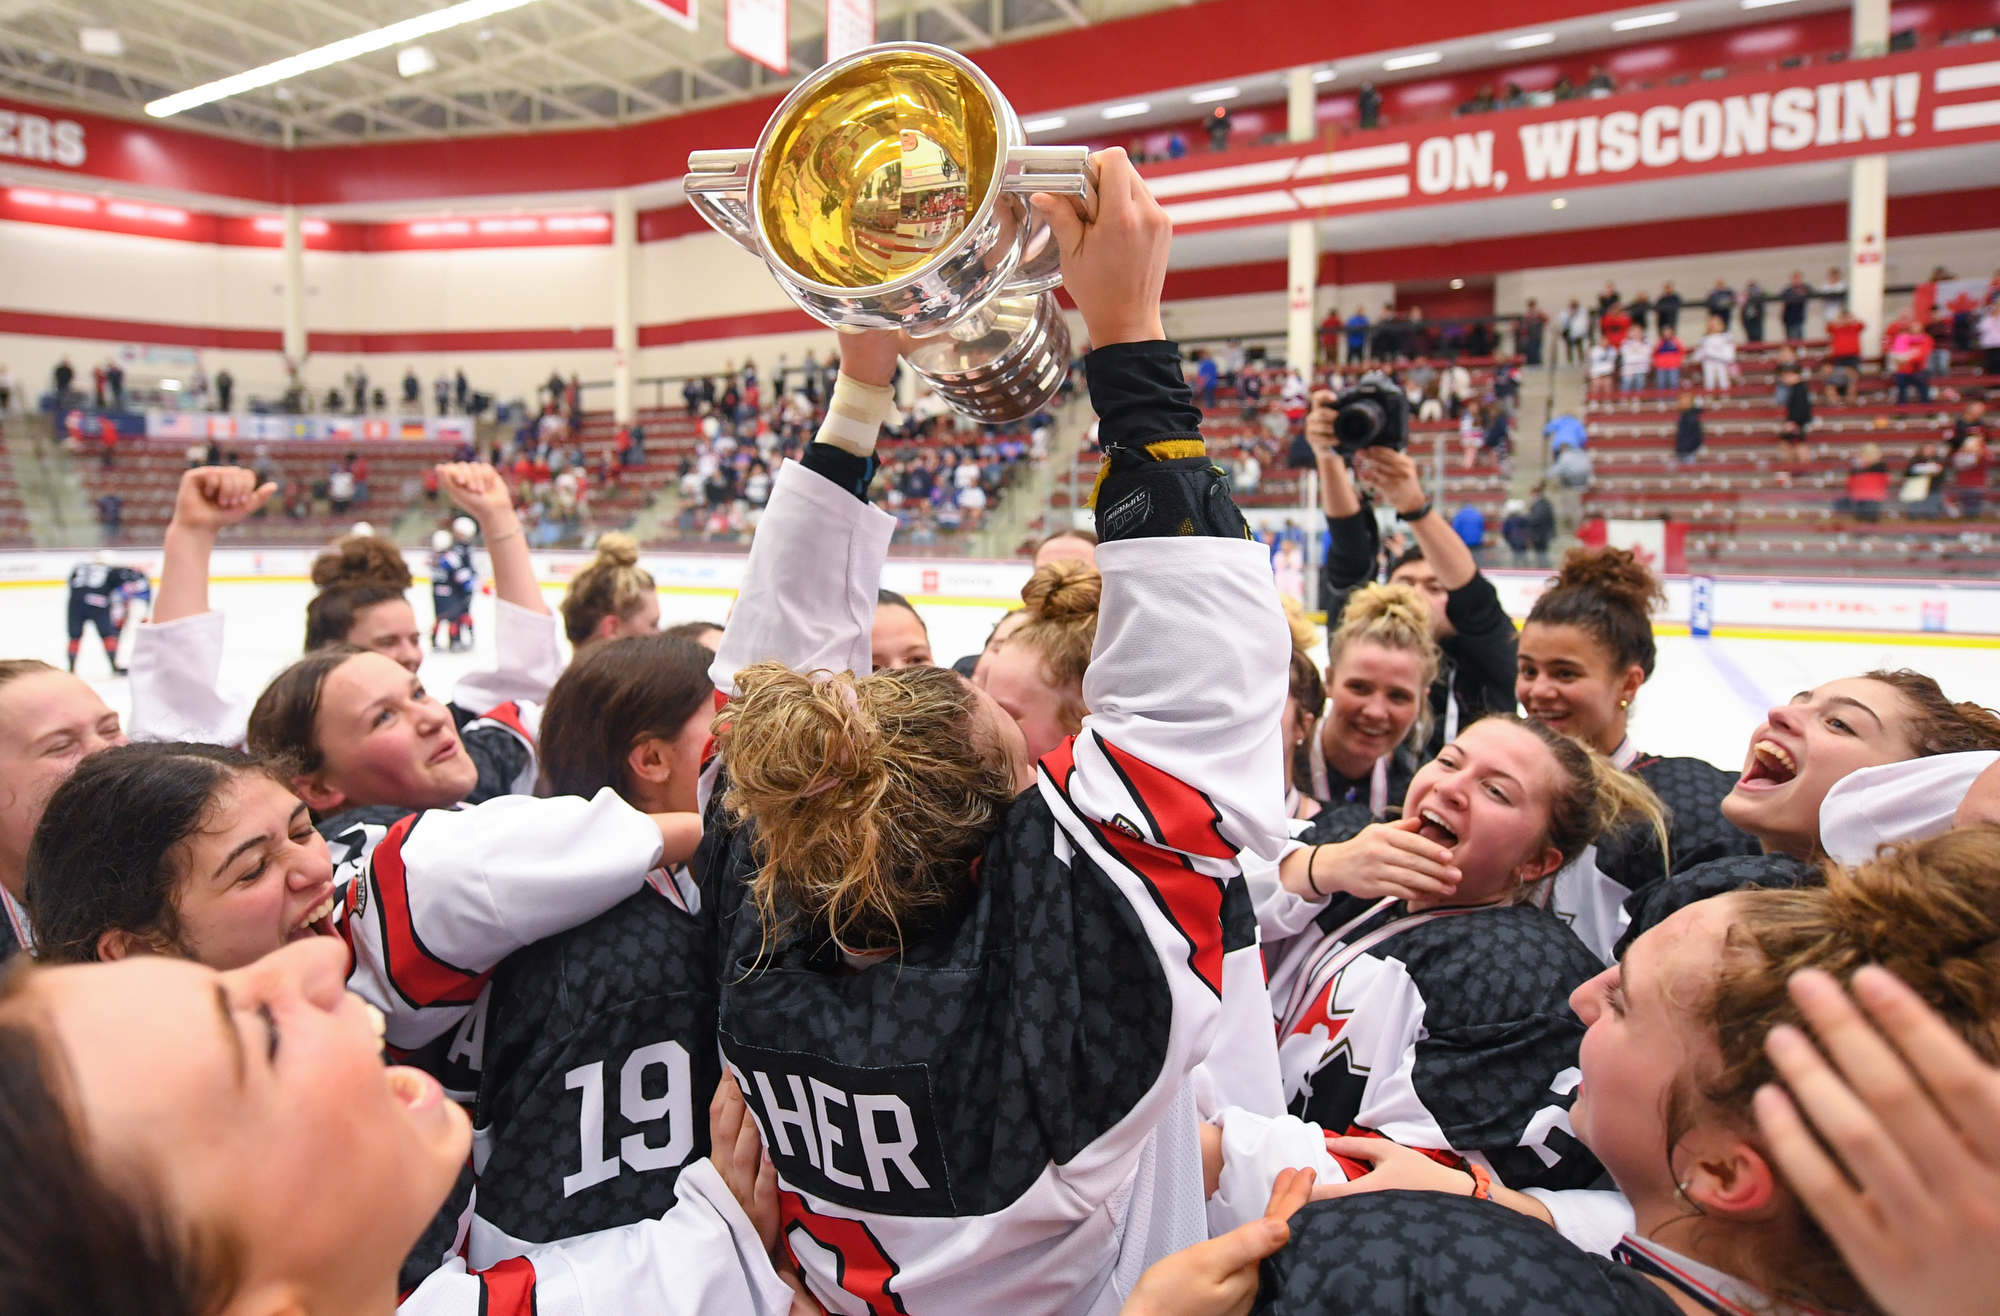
[[1001, 146, 1099, 295], [683, 149, 760, 256]]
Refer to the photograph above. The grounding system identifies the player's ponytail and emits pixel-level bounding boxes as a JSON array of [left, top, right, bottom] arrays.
[[561, 532, 656, 648], [717, 661, 1017, 956], [1010, 559, 1101, 737], [304, 534, 412, 652], [1528, 546, 1665, 681], [0, 965, 235, 1316]]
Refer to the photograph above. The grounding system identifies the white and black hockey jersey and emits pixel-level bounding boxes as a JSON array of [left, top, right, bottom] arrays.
[[700, 454, 1288, 1310], [398, 1159, 795, 1315], [1549, 745, 1761, 964], [67, 562, 150, 621], [1252, 1192, 1679, 1316], [1261, 878, 1607, 1194], [466, 868, 721, 1267], [1620, 850, 1816, 955]]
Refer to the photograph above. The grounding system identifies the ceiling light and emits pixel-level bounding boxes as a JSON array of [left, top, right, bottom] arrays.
[[1611, 11, 1679, 30], [1188, 86, 1239, 103], [1550, 196, 1568, 210], [1500, 32, 1557, 49], [1312, 69, 1337, 83], [1383, 51, 1443, 71], [1740, 0, 1800, 7], [145, 0, 539, 119], [79, 27, 124, 57], [397, 45, 437, 77], [1022, 115, 1067, 132], [1100, 101, 1151, 119], [1449, 278, 1465, 289]]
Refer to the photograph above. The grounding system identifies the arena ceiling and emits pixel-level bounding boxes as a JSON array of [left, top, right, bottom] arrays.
[[0, 0, 1182, 145]]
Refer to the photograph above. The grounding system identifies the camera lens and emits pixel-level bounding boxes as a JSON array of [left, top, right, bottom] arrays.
[[1334, 397, 1384, 445]]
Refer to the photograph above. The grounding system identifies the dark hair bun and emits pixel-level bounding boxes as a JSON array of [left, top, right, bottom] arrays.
[[1554, 546, 1663, 615], [310, 535, 412, 592]]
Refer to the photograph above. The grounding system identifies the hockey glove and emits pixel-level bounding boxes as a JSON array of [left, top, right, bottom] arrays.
[[1090, 438, 1251, 544]]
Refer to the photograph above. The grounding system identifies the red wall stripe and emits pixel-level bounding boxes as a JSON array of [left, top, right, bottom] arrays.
[[0, 309, 282, 350], [308, 327, 616, 353]]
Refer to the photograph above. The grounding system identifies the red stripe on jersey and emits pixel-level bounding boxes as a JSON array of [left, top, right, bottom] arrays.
[[1039, 735, 1077, 792], [468, 700, 534, 747], [1096, 737, 1235, 860], [702, 687, 730, 770], [474, 1255, 538, 1316], [1092, 820, 1226, 998], [781, 1191, 910, 1315], [371, 814, 491, 1008]]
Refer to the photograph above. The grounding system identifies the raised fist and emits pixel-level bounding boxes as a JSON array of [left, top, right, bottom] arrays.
[[172, 466, 275, 533]]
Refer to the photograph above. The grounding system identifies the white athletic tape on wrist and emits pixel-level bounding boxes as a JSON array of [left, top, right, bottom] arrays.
[[815, 376, 896, 458]]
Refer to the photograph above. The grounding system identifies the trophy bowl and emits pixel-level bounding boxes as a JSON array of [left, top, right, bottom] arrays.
[[683, 42, 1096, 424]]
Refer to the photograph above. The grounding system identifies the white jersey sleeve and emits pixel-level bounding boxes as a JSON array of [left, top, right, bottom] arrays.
[[1036, 534, 1288, 1199], [709, 458, 896, 698], [342, 789, 663, 1054], [126, 610, 250, 746], [451, 599, 566, 715], [399, 1160, 796, 1316]]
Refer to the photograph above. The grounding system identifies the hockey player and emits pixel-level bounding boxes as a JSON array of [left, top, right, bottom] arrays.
[[0, 938, 797, 1314], [1252, 716, 1665, 1217], [1183, 830, 2000, 1316], [1299, 584, 1436, 817], [1520, 547, 1761, 963], [973, 557, 1098, 760], [699, 150, 1292, 1314], [0, 660, 125, 960], [129, 464, 561, 746], [64, 554, 150, 676], [429, 528, 473, 653], [1623, 669, 2000, 948], [448, 515, 479, 651]]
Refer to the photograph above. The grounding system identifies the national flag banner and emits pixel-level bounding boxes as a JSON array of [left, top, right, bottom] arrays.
[[401, 420, 428, 440], [326, 418, 356, 440], [1913, 276, 1991, 323], [207, 414, 238, 441], [825, 0, 874, 65], [728, 0, 789, 76], [363, 419, 390, 440], [632, 0, 696, 30]]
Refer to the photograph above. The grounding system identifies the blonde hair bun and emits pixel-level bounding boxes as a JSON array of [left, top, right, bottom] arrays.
[[1021, 559, 1103, 622], [591, 531, 640, 568]]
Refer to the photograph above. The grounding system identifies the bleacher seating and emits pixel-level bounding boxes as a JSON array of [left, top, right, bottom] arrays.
[[0, 436, 32, 548]]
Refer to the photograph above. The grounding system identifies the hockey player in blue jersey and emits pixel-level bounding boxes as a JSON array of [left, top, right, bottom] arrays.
[[65, 556, 150, 676]]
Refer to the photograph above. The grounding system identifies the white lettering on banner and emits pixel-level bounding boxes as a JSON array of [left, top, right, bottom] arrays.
[[1415, 132, 1494, 194], [1507, 74, 1921, 192], [0, 111, 86, 167]]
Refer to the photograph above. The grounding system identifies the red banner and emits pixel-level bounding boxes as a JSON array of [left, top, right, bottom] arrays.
[[1141, 44, 2000, 234], [634, 0, 697, 30]]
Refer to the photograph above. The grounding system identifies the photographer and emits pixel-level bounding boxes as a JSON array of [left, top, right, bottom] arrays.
[[1307, 386, 1518, 758]]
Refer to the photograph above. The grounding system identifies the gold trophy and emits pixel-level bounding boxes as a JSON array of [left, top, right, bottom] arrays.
[[683, 42, 1097, 424]]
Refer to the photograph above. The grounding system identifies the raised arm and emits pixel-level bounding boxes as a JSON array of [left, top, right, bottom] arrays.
[[434, 462, 564, 713], [1351, 447, 1475, 590], [128, 467, 274, 744], [707, 331, 903, 696]]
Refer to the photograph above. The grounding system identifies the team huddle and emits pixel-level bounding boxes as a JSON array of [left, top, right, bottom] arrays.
[[5, 152, 2000, 1316]]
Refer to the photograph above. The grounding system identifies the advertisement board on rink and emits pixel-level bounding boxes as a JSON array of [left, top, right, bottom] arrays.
[[141, 411, 475, 443]]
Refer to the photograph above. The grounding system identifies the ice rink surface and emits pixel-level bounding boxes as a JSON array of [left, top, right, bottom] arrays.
[[12, 577, 1997, 772]]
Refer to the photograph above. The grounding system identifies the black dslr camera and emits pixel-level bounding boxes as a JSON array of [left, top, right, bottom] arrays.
[[1330, 372, 1410, 456]]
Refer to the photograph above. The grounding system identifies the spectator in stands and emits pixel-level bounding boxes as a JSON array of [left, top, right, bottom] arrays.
[[1518, 299, 1547, 366], [402, 368, 419, 408], [1703, 278, 1736, 328], [1821, 264, 1847, 310], [1480, 403, 1512, 467], [1526, 484, 1555, 565], [1357, 82, 1382, 129], [96, 492, 122, 541], [53, 357, 74, 410], [432, 371, 450, 415], [1652, 325, 1685, 391], [1889, 319, 1936, 404], [1344, 307, 1370, 364], [1625, 287, 1653, 335], [91, 362, 106, 410], [1205, 105, 1232, 151], [1695, 313, 1738, 394], [1979, 296, 2000, 378], [1824, 305, 1866, 403], [1949, 429, 1989, 518], [1238, 365, 1263, 419], [1595, 280, 1620, 325], [1193, 348, 1219, 410], [1500, 499, 1530, 565], [1561, 299, 1590, 364], [1584, 65, 1614, 95], [349, 365, 367, 415], [1450, 504, 1486, 561], [454, 369, 468, 413], [1779, 362, 1813, 461], [1549, 437, 1592, 537], [1839, 443, 1891, 522], [1781, 270, 1813, 340], [0, 362, 11, 413], [1741, 278, 1769, 342], [1949, 396, 1986, 455], [327, 460, 357, 516], [1900, 442, 1947, 518], [1654, 281, 1682, 334], [1588, 339, 1618, 396], [1619, 326, 1653, 392], [1674, 392, 1705, 464], [1599, 300, 1631, 348], [105, 360, 124, 412]]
